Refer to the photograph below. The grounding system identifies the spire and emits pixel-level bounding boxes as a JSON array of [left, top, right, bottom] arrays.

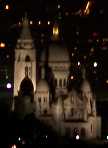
[[81, 66, 86, 80], [22, 12, 29, 26], [20, 12, 32, 39], [41, 66, 45, 79]]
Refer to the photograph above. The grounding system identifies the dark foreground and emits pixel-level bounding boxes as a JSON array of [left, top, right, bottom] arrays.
[[0, 112, 108, 148]]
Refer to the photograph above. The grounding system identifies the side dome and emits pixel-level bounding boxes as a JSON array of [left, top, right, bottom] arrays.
[[20, 77, 34, 95], [41, 43, 70, 63], [36, 79, 49, 92]]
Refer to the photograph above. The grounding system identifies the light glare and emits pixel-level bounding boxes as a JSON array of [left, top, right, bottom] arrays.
[[7, 83, 12, 89], [11, 145, 16, 148], [93, 62, 98, 67], [0, 42, 5, 48], [76, 135, 80, 140], [5, 4, 9, 10]]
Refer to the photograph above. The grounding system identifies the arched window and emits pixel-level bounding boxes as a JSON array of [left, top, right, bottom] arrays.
[[91, 124, 93, 133], [44, 109, 47, 114], [59, 79, 62, 87], [44, 97, 47, 102], [25, 55, 31, 62], [25, 66, 28, 76], [71, 108, 74, 116], [29, 67, 32, 77], [63, 79, 66, 87], [38, 97, 41, 103], [55, 79, 57, 87]]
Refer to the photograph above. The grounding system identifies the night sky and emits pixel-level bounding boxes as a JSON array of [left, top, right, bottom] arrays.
[[0, 0, 108, 97]]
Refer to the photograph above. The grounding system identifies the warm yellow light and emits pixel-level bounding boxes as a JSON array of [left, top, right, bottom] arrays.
[[53, 25, 59, 36], [0, 42, 5, 48], [85, 1, 90, 13], [84, 1, 92, 15], [106, 80, 108, 84], [5, 4, 9, 10]]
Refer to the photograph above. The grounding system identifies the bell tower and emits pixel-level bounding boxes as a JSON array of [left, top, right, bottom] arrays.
[[14, 14, 36, 96]]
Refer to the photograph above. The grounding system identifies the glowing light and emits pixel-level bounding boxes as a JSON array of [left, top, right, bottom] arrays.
[[106, 135, 108, 140], [78, 61, 81, 66], [6, 83, 12, 89], [58, 4, 61, 9], [84, 1, 92, 15], [106, 80, 108, 84], [6, 54, 10, 58], [18, 137, 21, 141], [18, 22, 21, 25], [90, 48, 94, 52], [38, 20, 41, 25], [70, 75, 74, 80], [53, 24, 59, 36], [0, 42, 5, 48], [65, 12, 69, 16], [93, 62, 98, 68], [6, 75, 8, 79], [46, 135, 48, 139], [47, 21, 50, 25], [5, 4, 9, 10], [76, 135, 80, 140], [84, 1, 90, 13], [84, 55, 87, 59], [30, 21, 33, 25], [72, 53, 74, 57], [11, 145, 16, 148]]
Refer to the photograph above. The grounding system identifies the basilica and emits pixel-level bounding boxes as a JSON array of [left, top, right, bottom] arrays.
[[12, 15, 101, 140]]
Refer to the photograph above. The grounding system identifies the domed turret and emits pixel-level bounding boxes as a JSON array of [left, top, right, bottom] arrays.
[[34, 67, 50, 117], [19, 76, 34, 96]]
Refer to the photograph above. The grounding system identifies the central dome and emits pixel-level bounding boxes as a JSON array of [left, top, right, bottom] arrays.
[[41, 43, 70, 63]]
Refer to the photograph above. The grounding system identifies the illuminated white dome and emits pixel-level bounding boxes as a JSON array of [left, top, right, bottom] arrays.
[[36, 79, 49, 92], [41, 43, 70, 63]]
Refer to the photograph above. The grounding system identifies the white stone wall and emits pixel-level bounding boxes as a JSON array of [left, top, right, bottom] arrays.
[[34, 91, 50, 116], [14, 49, 36, 96]]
